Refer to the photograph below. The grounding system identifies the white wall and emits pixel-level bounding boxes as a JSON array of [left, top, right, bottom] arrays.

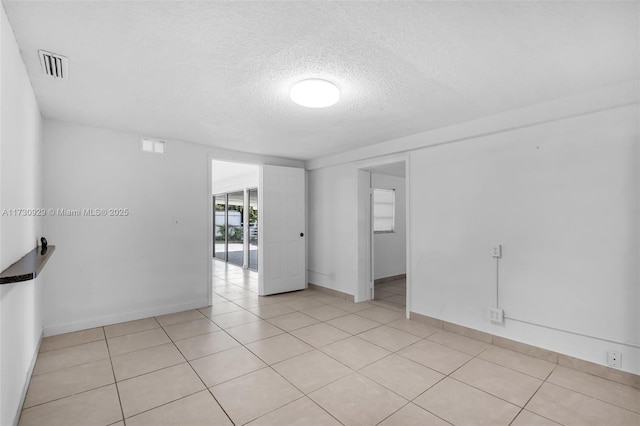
[[307, 104, 640, 375], [409, 105, 639, 374], [372, 173, 406, 280], [0, 4, 44, 425], [42, 120, 302, 335], [307, 164, 358, 295]]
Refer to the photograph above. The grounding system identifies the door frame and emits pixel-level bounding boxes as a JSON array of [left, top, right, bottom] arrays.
[[208, 156, 262, 306], [208, 155, 214, 306], [356, 154, 411, 318]]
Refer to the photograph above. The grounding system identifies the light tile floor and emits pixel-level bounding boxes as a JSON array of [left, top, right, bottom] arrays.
[[19, 262, 640, 425], [374, 278, 406, 308]]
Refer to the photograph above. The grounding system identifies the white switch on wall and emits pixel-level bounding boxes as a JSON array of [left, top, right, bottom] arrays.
[[492, 244, 502, 258]]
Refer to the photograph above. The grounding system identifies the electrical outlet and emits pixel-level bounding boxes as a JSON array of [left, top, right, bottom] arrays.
[[488, 307, 504, 323], [492, 244, 502, 258], [607, 351, 622, 368]]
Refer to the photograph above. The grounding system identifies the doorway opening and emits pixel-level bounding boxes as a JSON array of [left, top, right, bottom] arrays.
[[211, 160, 259, 271], [358, 159, 408, 314], [372, 183, 406, 308]]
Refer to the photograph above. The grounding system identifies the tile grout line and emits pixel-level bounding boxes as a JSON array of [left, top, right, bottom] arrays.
[[510, 364, 564, 425], [112, 327, 235, 423], [212, 268, 640, 423], [474, 351, 556, 382], [37, 336, 105, 354], [104, 326, 127, 425], [26, 264, 639, 425], [29, 350, 111, 378], [175, 338, 236, 425], [18, 383, 117, 412], [222, 279, 477, 421], [216, 271, 635, 422], [122, 388, 212, 423], [233, 309, 352, 425], [541, 364, 640, 414], [211, 278, 403, 425], [305, 397, 347, 426], [374, 400, 454, 426], [541, 378, 640, 416]]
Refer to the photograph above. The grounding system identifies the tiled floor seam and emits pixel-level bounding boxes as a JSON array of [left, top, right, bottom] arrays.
[[171, 331, 237, 362], [178, 343, 236, 425], [305, 396, 347, 426], [247, 370, 337, 424], [31, 354, 112, 377], [28, 263, 640, 426], [38, 337, 106, 353], [267, 359, 350, 397], [122, 389, 206, 422], [508, 375, 556, 426], [445, 376, 524, 412], [109, 339, 171, 359], [373, 401, 412, 426], [19, 382, 116, 412], [356, 353, 444, 403], [472, 351, 555, 382], [104, 328, 127, 425], [423, 335, 488, 357], [543, 379, 640, 415], [106, 326, 167, 342], [114, 358, 187, 383], [106, 340, 172, 359], [374, 401, 454, 426], [245, 338, 315, 366], [353, 327, 422, 353], [407, 369, 449, 404]]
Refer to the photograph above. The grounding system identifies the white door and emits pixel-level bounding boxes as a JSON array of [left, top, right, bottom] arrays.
[[259, 165, 306, 296]]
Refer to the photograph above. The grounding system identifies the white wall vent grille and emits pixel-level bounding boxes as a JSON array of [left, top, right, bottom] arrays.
[[141, 137, 166, 154], [38, 50, 68, 79]]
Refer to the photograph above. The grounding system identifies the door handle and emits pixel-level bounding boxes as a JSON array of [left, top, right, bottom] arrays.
[[300, 233, 304, 237]]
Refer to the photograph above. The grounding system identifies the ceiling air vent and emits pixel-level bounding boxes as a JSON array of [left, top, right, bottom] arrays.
[[38, 50, 68, 80]]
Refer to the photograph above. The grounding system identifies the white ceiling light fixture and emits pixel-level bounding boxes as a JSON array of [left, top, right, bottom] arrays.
[[290, 79, 340, 108]]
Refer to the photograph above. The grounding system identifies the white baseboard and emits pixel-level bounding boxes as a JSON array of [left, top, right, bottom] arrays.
[[13, 329, 43, 426], [43, 298, 209, 336]]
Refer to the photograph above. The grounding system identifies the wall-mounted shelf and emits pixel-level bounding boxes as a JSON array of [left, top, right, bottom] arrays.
[[0, 246, 55, 284]]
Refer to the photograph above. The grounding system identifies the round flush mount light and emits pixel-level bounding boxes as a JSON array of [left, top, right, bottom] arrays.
[[290, 79, 340, 108]]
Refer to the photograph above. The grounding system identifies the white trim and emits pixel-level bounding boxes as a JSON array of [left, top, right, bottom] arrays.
[[13, 329, 43, 426], [42, 299, 208, 336], [356, 154, 411, 309], [405, 156, 411, 319], [243, 189, 249, 269], [258, 165, 265, 296], [208, 154, 214, 306], [356, 169, 372, 302]]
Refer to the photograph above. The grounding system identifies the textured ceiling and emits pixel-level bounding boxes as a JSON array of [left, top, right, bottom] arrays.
[[3, 1, 638, 161]]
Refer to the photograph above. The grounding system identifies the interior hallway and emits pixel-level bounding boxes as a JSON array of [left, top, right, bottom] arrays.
[[373, 278, 406, 308], [18, 262, 640, 425]]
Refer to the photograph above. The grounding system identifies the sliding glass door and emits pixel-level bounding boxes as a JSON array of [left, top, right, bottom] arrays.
[[213, 194, 227, 261], [213, 188, 258, 271], [226, 191, 244, 267], [248, 188, 258, 271]]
